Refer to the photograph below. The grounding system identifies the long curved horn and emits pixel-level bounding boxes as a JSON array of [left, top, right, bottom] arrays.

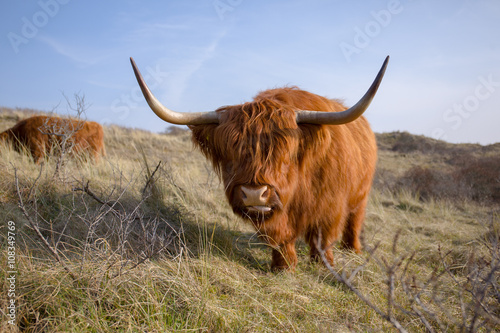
[[130, 57, 220, 125], [296, 56, 389, 125]]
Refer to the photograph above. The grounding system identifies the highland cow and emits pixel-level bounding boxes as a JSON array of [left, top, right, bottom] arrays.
[[0, 115, 105, 163], [130, 56, 389, 270]]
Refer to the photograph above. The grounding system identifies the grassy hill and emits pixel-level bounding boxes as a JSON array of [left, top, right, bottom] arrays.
[[1, 107, 499, 332]]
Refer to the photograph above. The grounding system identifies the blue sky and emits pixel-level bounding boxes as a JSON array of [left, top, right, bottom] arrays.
[[1, 0, 499, 144]]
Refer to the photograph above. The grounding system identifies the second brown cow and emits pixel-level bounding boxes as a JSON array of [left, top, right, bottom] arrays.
[[0, 115, 105, 163]]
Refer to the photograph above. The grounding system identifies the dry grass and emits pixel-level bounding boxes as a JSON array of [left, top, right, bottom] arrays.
[[1, 109, 499, 332]]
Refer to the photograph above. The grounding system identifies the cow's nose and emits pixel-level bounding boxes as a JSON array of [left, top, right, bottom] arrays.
[[240, 185, 269, 206]]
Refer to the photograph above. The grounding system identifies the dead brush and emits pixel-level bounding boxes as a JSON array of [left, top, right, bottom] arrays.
[[316, 215, 500, 332]]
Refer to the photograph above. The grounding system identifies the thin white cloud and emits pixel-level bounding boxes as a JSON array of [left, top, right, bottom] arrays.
[[38, 35, 110, 66], [123, 22, 192, 44]]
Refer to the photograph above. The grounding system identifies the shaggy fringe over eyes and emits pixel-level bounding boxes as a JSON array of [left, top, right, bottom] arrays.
[[191, 99, 299, 185]]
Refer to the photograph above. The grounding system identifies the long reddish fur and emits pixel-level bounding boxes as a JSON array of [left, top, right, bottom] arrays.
[[0, 115, 106, 163], [191, 86, 377, 270]]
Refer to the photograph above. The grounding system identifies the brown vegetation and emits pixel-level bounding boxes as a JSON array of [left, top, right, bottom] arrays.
[[376, 131, 500, 205]]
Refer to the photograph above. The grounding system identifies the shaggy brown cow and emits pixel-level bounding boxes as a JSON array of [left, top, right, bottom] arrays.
[[0, 115, 105, 163], [130, 56, 389, 270]]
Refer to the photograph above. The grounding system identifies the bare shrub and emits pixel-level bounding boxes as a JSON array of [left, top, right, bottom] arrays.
[[39, 93, 88, 179], [13, 161, 182, 284], [162, 125, 189, 136], [395, 154, 500, 205], [397, 166, 460, 201], [400, 166, 438, 199], [453, 156, 500, 204], [317, 215, 500, 332], [373, 167, 398, 193], [391, 132, 432, 154]]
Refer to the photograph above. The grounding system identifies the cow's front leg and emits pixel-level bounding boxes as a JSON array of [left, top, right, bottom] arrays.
[[305, 226, 335, 267], [271, 241, 297, 271], [256, 213, 297, 271]]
